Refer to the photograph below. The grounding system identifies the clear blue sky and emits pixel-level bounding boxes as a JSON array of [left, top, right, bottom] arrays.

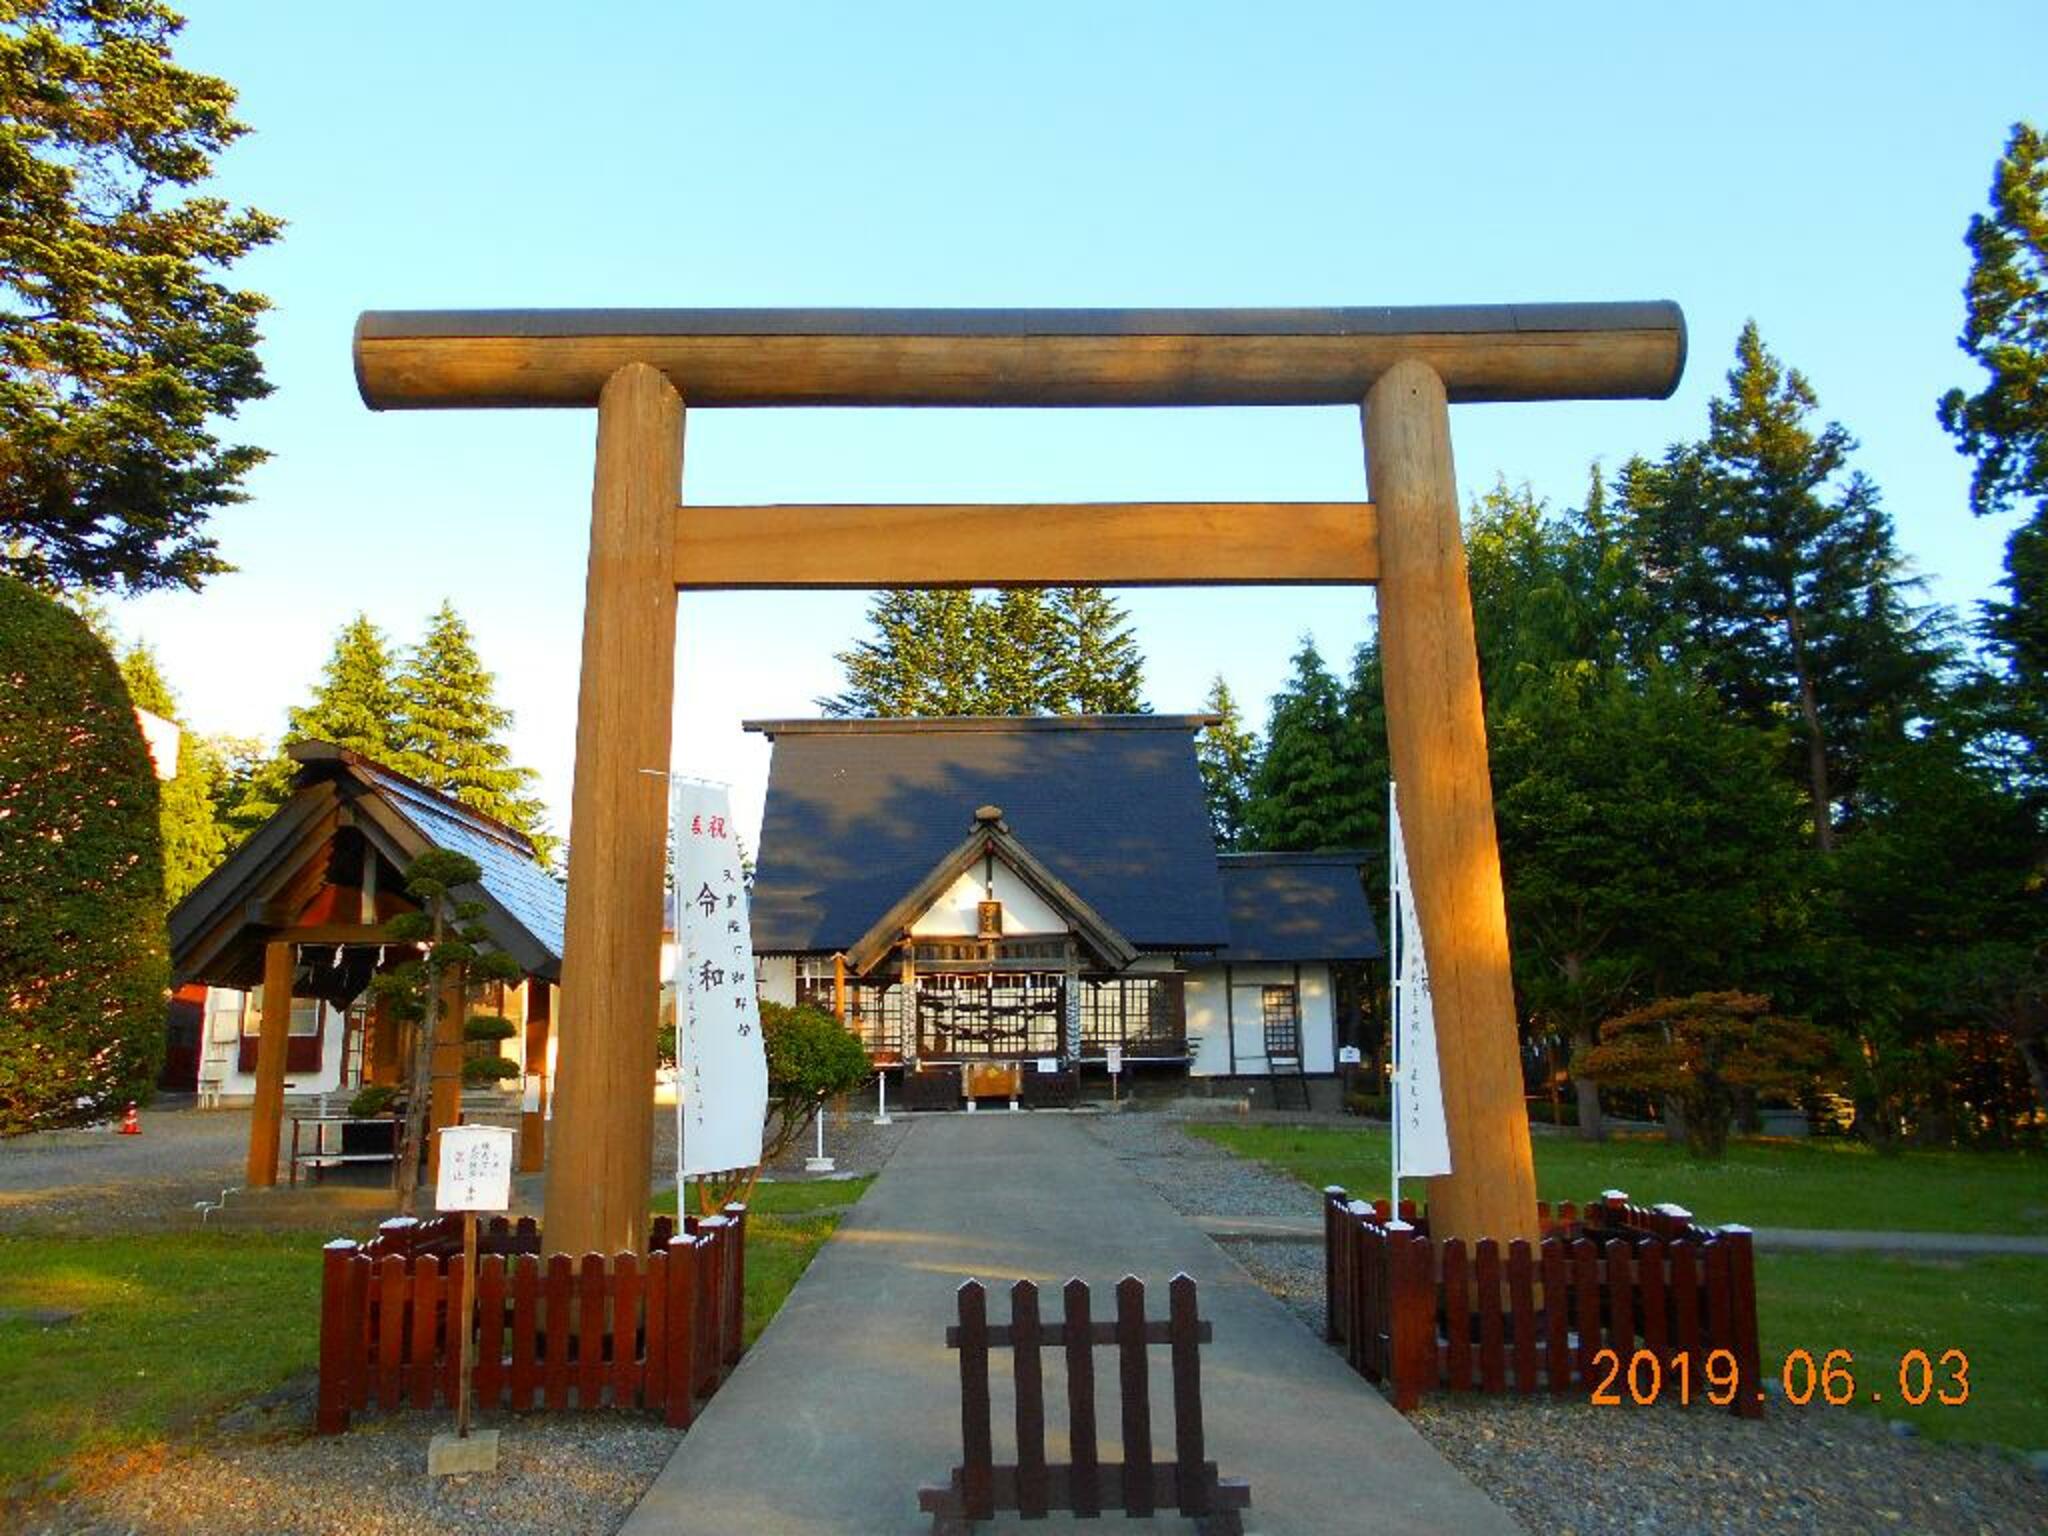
[[110, 2, 2046, 848]]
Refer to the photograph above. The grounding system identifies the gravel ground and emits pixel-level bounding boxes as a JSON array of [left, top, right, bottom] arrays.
[[0, 1103, 253, 1234], [647, 1096, 915, 1203], [14, 1407, 680, 1536], [1094, 1107, 2048, 1536], [1080, 1105, 1320, 1217]]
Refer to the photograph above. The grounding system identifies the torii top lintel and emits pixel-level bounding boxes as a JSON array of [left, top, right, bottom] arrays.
[[352, 301, 1685, 411]]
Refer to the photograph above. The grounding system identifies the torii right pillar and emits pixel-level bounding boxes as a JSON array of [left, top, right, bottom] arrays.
[[1365, 358, 1541, 1245]]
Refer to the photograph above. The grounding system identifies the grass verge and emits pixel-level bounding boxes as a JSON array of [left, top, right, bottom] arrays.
[[1757, 1253, 2047, 1450], [1, 1176, 873, 1494], [1186, 1122, 2048, 1448], [0, 1231, 322, 1491], [1186, 1123, 2048, 1235]]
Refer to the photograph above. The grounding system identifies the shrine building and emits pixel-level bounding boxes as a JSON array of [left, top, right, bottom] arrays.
[[747, 715, 1381, 1108]]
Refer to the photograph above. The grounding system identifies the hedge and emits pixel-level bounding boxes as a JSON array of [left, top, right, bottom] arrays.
[[0, 577, 168, 1132]]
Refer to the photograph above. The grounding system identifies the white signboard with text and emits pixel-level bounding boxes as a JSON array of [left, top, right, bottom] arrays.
[[673, 781, 769, 1178], [435, 1125, 514, 1212]]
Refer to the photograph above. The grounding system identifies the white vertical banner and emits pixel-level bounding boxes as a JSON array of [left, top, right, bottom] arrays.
[[672, 781, 768, 1179], [1390, 784, 1453, 1180]]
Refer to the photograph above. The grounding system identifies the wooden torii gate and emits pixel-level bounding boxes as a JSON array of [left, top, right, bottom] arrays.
[[353, 303, 1686, 1258]]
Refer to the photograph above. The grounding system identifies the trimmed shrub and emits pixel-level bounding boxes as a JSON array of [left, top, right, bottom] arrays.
[[0, 577, 168, 1132], [348, 1084, 399, 1119], [461, 1055, 522, 1086], [760, 999, 872, 1161], [463, 1013, 516, 1042]]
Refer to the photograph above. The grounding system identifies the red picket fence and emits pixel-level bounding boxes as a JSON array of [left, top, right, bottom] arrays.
[[1323, 1188, 1763, 1418], [315, 1206, 748, 1433], [920, 1275, 1250, 1535]]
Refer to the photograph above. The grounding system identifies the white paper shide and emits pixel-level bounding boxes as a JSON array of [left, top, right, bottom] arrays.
[[1390, 785, 1453, 1180], [672, 781, 769, 1178]]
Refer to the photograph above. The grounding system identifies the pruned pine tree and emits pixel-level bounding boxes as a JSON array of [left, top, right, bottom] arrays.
[[1052, 587, 1146, 713], [370, 850, 521, 1214], [118, 643, 225, 902], [1620, 323, 1948, 849], [0, 0, 282, 595], [392, 602, 551, 854], [1195, 676, 1259, 849]]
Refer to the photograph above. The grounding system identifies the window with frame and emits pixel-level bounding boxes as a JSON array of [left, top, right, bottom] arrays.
[[242, 991, 323, 1038], [1261, 985, 1302, 1062]]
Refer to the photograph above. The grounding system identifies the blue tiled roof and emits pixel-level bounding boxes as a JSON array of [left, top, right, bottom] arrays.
[[1218, 853, 1382, 962], [746, 717, 1230, 953], [362, 765, 565, 970]]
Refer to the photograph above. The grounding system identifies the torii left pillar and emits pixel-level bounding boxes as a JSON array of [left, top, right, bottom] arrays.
[[541, 363, 684, 1258]]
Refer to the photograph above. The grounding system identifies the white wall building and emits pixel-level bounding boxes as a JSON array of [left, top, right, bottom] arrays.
[[744, 716, 1381, 1107]]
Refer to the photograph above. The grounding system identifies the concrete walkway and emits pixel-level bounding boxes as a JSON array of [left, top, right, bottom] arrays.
[[621, 1114, 1516, 1536], [1191, 1212, 2048, 1258]]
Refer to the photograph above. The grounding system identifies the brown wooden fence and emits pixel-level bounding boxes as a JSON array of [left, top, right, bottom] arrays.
[[315, 1205, 747, 1433], [1323, 1188, 1763, 1418], [919, 1274, 1250, 1536]]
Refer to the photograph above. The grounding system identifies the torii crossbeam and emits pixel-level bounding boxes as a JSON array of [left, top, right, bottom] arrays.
[[353, 302, 1686, 1257]]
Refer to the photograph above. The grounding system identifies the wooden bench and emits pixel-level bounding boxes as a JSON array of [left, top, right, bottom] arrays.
[[920, 1274, 1250, 1534]]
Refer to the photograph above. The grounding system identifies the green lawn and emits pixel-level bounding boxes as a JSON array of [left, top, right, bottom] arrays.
[[0, 1179, 871, 1496], [1187, 1123, 2048, 1234], [0, 1230, 324, 1491], [1186, 1122, 2048, 1447], [1757, 1253, 2048, 1449]]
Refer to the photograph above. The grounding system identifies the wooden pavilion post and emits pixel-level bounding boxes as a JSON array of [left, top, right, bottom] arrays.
[[541, 362, 685, 1259], [245, 938, 295, 1187], [518, 979, 551, 1175], [1364, 359, 1540, 1245], [427, 971, 466, 1184]]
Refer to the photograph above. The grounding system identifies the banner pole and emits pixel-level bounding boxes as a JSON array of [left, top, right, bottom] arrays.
[[1389, 778, 1400, 1221]]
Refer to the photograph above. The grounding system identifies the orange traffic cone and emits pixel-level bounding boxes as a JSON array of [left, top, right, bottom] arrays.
[[119, 1101, 141, 1136]]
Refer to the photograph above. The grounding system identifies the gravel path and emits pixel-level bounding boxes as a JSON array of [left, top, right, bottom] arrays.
[[0, 1103, 252, 1233], [14, 1408, 680, 1536], [1091, 1108, 2048, 1536]]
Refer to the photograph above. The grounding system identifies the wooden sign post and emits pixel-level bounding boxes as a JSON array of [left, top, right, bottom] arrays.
[[429, 1123, 514, 1475], [353, 303, 1686, 1252]]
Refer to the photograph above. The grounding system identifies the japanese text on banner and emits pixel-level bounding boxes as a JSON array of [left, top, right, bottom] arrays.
[[672, 782, 768, 1178]]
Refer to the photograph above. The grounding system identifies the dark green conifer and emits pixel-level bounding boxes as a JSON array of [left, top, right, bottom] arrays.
[[1195, 676, 1259, 849], [392, 602, 549, 849], [118, 644, 226, 902]]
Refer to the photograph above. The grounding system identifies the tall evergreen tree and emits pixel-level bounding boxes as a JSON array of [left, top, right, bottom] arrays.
[[1335, 637, 1390, 871], [1620, 324, 1948, 849], [979, 590, 1060, 713], [391, 602, 550, 849], [1243, 638, 1350, 850], [0, 0, 282, 595], [1195, 676, 1259, 849], [1940, 121, 2048, 526], [229, 613, 400, 835], [1051, 588, 1146, 713], [1939, 121, 2048, 780], [118, 643, 225, 902], [823, 589, 985, 716], [824, 586, 1146, 717]]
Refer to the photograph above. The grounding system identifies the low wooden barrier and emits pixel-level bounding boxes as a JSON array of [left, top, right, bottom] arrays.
[[920, 1274, 1250, 1535], [315, 1205, 748, 1433], [1323, 1188, 1762, 1418]]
